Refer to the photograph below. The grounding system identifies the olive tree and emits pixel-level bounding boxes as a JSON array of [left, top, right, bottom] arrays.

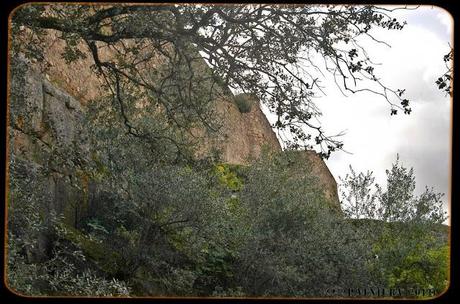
[[339, 155, 446, 223], [339, 166, 379, 219], [339, 156, 449, 297]]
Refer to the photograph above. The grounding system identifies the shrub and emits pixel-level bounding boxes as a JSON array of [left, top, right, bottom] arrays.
[[6, 157, 130, 296], [234, 94, 253, 113], [233, 151, 374, 296]]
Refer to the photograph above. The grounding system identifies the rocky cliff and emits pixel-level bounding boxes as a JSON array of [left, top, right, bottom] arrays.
[[9, 55, 95, 227], [9, 28, 341, 214], [23, 29, 282, 165]]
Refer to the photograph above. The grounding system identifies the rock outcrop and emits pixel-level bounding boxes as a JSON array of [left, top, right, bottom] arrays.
[[9, 56, 92, 229], [194, 94, 282, 164], [295, 150, 341, 213], [9, 28, 341, 213]]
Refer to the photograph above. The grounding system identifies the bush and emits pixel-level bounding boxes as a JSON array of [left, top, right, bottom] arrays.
[[234, 94, 254, 113], [233, 151, 375, 296], [6, 157, 130, 296], [371, 223, 449, 297]]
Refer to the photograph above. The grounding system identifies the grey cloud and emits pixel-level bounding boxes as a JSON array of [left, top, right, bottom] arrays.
[[394, 100, 451, 197], [398, 144, 449, 195]]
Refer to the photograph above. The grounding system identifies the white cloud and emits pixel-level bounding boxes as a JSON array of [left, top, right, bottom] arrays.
[[259, 6, 452, 222], [436, 10, 454, 37], [313, 7, 452, 220]]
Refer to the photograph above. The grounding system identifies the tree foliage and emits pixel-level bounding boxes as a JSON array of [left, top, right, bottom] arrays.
[[340, 155, 446, 224], [339, 166, 378, 219], [339, 156, 449, 297], [435, 47, 453, 96], [7, 156, 131, 296], [11, 3, 415, 157], [232, 151, 374, 296], [7, 145, 449, 297]]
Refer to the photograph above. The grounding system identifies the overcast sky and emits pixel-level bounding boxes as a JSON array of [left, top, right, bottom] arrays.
[[310, 6, 452, 221], [260, 6, 453, 222]]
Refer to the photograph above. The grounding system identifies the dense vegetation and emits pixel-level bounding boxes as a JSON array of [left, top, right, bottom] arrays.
[[7, 141, 448, 297], [7, 3, 449, 299], [339, 158, 448, 296]]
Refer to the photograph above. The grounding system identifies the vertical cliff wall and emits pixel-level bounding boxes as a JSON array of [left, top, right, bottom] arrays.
[[9, 28, 341, 212], [9, 56, 93, 229]]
